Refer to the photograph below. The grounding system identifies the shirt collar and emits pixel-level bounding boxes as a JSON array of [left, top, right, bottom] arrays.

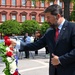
[[58, 19, 65, 30]]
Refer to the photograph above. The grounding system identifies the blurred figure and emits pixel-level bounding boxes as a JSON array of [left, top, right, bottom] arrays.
[[19, 33, 31, 58], [34, 31, 41, 55], [30, 34, 34, 43], [24, 33, 31, 58], [19, 35, 26, 58], [11, 34, 17, 40]]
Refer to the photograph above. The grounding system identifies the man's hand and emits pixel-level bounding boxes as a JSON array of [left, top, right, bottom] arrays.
[[51, 53, 60, 66]]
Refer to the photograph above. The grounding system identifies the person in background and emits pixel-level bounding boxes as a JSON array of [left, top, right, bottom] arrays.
[[20, 33, 31, 58], [21, 4, 75, 75], [24, 33, 31, 58], [34, 30, 41, 55], [11, 34, 17, 40], [30, 34, 34, 43], [19, 35, 27, 58]]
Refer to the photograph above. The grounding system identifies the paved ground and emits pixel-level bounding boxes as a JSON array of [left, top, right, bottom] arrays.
[[0, 48, 50, 75]]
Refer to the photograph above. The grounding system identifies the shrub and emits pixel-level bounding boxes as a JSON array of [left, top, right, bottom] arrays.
[[0, 20, 22, 35], [21, 20, 40, 34], [41, 21, 50, 35]]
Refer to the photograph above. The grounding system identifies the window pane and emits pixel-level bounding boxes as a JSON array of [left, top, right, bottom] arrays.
[[50, 2, 53, 5], [22, 15, 26, 22], [12, 0, 16, 6], [32, 1, 35, 6], [41, 16, 44, 22], [2, 0, 6, 5], [41, 1, 44, 7], [22, 0, 26, 6], [2, 15, 6, 21], [12, 15, 16, 20], [31, 16, 36, 20]]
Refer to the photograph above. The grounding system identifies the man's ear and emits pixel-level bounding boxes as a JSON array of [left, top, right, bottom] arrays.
[[57, 14, 61, 19]]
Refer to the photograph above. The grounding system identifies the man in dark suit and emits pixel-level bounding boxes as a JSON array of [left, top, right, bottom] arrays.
[[21, 4, 75, 75]]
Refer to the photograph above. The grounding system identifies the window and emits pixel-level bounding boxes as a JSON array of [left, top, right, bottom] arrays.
[[12, 0, 16, 6], [2, 0, 6, 5], [22, 15, 26, 22], [41, 16, 45, 22], [50, 1, 53, 5], [31, 15, 36, 20], [12, 15, 16, 20], [31, 1, 35, 6], [2, 14, 6, 21], [41, 1, 44, 7], [22, 0, 26, 6]]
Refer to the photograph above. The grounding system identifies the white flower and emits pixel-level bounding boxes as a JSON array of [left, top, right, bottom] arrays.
[[10, 59, 17, 74], [6, 47, 10, 51], [6, 47, 13, 52], [7, 57, 13, 63]]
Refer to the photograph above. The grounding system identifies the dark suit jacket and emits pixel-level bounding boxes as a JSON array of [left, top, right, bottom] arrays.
[[22, 20, 75, 75]]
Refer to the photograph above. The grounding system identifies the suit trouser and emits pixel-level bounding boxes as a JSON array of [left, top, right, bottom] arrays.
[[55, 68, 57, 75]]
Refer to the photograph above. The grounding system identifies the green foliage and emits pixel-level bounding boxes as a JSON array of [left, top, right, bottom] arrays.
[[70, 1, 75, 21], [0, 25, 2, 32], [0, 43, 6, 55], [71, 0, 75, 3], [21, 20, 40, 34], [41, 21, 50, 35], [0, 20, 22, 35]]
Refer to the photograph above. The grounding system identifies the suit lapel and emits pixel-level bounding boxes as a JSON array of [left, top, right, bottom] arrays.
[[55, 20, 68, 46]]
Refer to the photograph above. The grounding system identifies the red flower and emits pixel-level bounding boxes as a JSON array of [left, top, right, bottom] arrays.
[[5, 39, 11, 46], [12, 71, 18, 75], [4, 36, 11, 46], [4, 36, 9, 41], [10, 47, 14, 51], [6, 51, 13, 57]]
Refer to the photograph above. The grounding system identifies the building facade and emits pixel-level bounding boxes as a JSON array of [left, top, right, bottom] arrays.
[[0, 0, 73, 24]]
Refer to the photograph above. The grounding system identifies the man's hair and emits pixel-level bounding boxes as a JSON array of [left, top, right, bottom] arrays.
[[44, 4, 63, 16]]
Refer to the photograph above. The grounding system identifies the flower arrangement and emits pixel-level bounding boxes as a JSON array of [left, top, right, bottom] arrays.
[[0, 36, 20, 75]]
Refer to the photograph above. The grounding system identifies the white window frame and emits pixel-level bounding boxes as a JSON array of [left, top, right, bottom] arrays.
[[12, 15, 16, 20], [41, 16, 45, 22], [12, 0, 16, 6], [22, 0, 26, 6], [31, 1, 35, 6], [41, 1, 44, 7], [22, 15, 26, 22], [31, 15, 36, 20], [2, 14, 6, 22], [2, 0, 6, 5]]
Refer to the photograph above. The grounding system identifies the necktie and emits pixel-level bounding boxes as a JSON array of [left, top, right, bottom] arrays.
[[54, 28, 59, 68], [55, 28, 59, 41]]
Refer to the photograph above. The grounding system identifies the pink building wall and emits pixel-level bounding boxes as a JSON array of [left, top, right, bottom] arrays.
[[0, 0, 73, 24]]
